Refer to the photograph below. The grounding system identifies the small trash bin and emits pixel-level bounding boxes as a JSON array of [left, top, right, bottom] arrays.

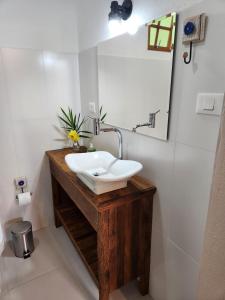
[[10, 221, 34, 259]]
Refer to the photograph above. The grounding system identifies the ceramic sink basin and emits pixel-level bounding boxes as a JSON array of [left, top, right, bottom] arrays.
[[65, 151, 143, 195]]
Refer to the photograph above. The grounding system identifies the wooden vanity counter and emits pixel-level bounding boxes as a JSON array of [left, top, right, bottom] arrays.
[[47, 148, 156, 300]]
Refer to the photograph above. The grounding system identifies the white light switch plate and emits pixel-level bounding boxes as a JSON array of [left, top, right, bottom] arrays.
[[89, 102, 96, 113], [196, 93, 224, 115]]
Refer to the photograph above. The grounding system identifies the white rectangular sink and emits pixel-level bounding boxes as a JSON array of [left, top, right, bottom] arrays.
[[65, 151, 143, 195]]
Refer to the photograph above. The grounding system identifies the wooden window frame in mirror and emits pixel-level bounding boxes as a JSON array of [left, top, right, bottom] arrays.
[[148, 13, 176, 52]]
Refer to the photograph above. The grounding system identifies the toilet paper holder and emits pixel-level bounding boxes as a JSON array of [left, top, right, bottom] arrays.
[[15, 177, 32, 200]]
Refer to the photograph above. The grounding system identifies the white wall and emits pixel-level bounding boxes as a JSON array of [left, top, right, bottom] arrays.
[[0, 0, 81, 236], [0, 0, 79, 53], [0, 1, 81, 296], [0, 49, 80, 232], [78, 0, 224, 299]]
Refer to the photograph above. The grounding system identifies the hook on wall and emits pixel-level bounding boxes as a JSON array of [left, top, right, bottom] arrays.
[[182, 14, 207, 65], [183, 41, 193, 64]]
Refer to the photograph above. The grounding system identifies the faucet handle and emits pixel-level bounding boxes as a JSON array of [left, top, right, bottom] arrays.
[[133, 109, 160, 132], [149, 109, 160, 128]]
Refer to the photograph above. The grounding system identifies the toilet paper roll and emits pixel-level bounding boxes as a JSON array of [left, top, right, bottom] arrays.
[[17, 192, 32, 206]]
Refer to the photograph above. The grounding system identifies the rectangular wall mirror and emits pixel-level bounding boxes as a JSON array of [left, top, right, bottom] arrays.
[[97, 12, 177, 140]]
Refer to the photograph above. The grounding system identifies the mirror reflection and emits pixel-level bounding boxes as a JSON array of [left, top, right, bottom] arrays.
[[97, 12, 177, 140]]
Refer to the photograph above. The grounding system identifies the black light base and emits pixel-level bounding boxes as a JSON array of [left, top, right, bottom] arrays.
[[109, 0, 133, 21]]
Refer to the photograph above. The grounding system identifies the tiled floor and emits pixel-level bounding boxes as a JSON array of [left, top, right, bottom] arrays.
[[0, 228, 151, 300]]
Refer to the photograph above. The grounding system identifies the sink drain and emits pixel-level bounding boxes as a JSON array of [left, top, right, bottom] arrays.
[[93, 173, 100, 177]]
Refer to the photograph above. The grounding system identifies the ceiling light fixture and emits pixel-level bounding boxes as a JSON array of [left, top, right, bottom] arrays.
[[109, 0, 133, 22], [108, 0, 133, 34]]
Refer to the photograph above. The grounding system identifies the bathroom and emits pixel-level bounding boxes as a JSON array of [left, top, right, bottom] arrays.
[[0, 0, 225, 299]]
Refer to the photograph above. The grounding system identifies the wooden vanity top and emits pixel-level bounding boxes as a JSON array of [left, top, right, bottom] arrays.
[[46, 148, 156, 212]]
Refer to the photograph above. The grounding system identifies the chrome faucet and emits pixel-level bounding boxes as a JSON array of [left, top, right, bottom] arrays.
[[133, 109, 160, 132], [91, 117, 123, 160]]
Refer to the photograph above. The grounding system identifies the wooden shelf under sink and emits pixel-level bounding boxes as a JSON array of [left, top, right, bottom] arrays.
[[55, 200, 98, 285]]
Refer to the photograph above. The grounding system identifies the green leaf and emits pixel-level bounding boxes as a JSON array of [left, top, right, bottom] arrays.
[[100, 105, 107, 122], [62, 128, 72, 132], [77, 117, 85, 131], [79, 134, 91, 139], [59, 116, 72, 128], [61, 126, 73, 131], [79, 130, 92, 134], [68, 107, 74, 126], [101, 113, 107, 122], [60, 108, 72, 125], [73, 113, 77, 131], [77, 113, 80, 127]]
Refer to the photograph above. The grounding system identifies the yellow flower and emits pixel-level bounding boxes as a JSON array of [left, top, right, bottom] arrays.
[[68, 130, 80, 142]]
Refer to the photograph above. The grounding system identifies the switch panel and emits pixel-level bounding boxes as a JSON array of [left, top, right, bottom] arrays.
[[196, 93, 224, 115], [89, 102, 96, 113]]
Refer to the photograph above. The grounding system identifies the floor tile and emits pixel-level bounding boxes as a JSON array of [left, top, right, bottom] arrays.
[[2, 227, 152, 300], [7, 267, 96, 300], [111, 282, 151, 300], [2, 229, 63, 290], [50, 227, 150, 300]]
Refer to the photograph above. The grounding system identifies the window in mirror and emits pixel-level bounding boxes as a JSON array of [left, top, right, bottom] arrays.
[[148, 12, 176, 52]]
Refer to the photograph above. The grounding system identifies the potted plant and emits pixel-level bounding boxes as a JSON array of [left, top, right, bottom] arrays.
[[59, 107, 92, 153]]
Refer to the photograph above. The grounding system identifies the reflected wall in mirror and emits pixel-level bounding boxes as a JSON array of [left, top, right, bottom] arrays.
[[97, 12, 177, 140]]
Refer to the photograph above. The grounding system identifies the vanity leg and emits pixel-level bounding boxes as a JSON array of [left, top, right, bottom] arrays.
[[99, 289, 110, 300], [51, 175, 62, 228], [138, 195, 154, 296], [54, 209, 61, 228], [98, 211, 110, 300]]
